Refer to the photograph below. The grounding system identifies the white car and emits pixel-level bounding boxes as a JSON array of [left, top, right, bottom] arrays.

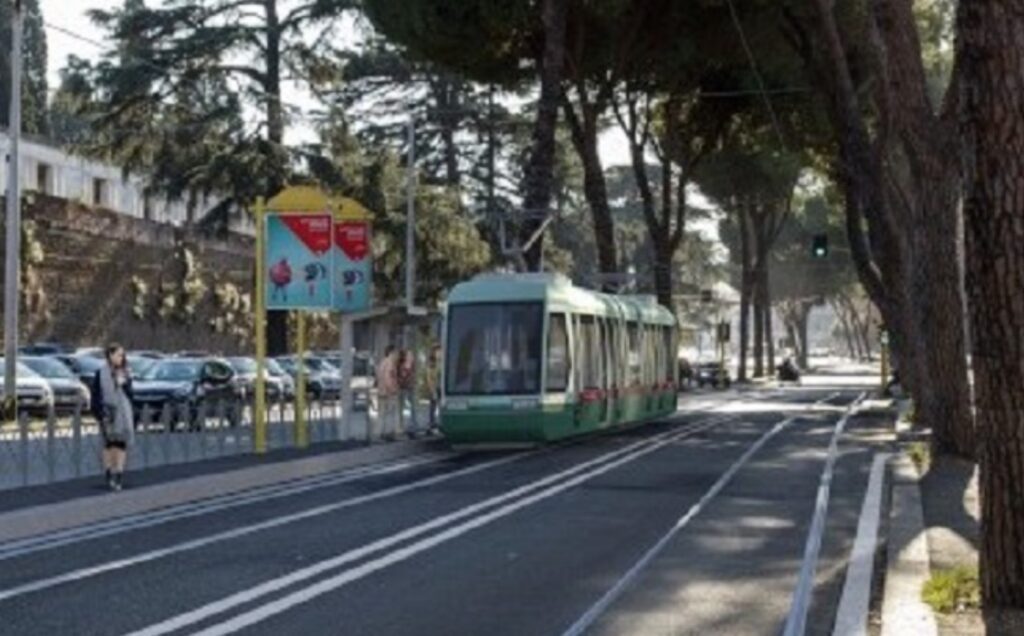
[[0, 358, 56, 416], [21, 356, 91, 414]]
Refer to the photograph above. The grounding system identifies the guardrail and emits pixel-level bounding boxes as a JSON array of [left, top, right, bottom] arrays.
[[0, 390, 428, 491]]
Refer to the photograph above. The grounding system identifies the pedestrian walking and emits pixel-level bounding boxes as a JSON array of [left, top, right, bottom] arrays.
[[375, 346, 400, 441], [425, 345, 442, 433], [98, 343, 134, 491], [398, 349, 418, 436]]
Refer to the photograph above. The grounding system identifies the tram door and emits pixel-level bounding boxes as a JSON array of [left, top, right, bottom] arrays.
[[598, 318, 612, 427]]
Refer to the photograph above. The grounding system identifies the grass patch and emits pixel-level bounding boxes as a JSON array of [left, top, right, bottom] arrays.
[[922, 566, 981, 614], [907, 441, 931, 474]]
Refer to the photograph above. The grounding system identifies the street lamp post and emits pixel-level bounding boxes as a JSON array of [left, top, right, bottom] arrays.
[[3, 0, 24, 417]]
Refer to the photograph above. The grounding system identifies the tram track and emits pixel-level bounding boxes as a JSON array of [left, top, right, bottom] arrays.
[[0, 412, 734, 607]]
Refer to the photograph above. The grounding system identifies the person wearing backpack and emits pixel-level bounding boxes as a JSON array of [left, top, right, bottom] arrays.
[[98, 343, 134, 491]]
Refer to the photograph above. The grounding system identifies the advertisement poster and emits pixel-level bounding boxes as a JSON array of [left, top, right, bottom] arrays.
[[332, 220, 372, 312], [265, 213, 333, 310]]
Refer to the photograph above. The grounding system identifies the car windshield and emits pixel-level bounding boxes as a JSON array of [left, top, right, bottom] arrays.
[[74, 356, 105, 373], [21, 357, 76, 379], [265, 359, 287, 376], [145, 360, 201, 381], [228, 357, 258, 374], [305, 358, 335, 373], [445, 302, 543, 396], [0, 359, 42, 378], [128, 356, 156, 376]]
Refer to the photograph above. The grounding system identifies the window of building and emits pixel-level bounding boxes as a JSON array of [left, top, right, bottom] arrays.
[[92, 178, 107, 207], [36, 163, 52, 195]]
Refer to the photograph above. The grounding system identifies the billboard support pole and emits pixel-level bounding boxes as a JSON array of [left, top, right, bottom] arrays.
[[295, 311, 308, 449], [254, 197, 267, 454]]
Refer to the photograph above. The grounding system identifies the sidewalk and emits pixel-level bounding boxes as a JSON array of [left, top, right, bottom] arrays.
[[0, 435, 444, 545]]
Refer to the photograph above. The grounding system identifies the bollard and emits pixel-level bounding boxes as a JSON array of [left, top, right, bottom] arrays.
[[72, 404, 82, 478], [19, 412, 29, 487]]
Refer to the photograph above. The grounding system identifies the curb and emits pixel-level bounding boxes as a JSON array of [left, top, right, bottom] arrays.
[[0, 438, 436, 544], [881, 453, 938, 636]]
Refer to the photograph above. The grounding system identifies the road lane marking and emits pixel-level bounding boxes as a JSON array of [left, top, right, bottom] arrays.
[[832, 452, 890, 636], [0, 455, 446, 560], [146, 418, 732, 636], [0, 416, 724, 605], [560, 415, 799, 636], [782, 392, 867, 636]]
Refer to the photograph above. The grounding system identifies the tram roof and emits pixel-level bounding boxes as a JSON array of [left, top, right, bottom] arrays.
[[447, 273, 676, 325]]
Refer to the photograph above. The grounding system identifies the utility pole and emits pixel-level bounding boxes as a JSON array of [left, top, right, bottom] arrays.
[[3, 0, 23, 417], [405, 117, 415, 311]]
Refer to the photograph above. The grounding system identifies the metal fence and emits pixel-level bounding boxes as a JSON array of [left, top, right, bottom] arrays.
[[0, 391, 425, 491]]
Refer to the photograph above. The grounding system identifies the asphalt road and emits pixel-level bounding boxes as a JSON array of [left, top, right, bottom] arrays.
[[0, 385, 890, 636]]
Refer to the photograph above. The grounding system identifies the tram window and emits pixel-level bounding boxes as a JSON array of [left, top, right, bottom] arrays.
[[664, 327, 674, 381], [547, 313, 570, 392], [627, 322, 641, 385], [446, 303, 543, 395], [579, 315, 602, 390]]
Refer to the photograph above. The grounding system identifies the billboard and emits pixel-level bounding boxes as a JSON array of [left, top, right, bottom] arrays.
[[265, 212, 334, 310], [332, 219, 372, 312]]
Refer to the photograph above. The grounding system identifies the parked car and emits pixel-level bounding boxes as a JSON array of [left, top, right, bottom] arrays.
[[0, 358, 55, 416], [265, 358, 296, 401], [275, 356, 342, 399], [130, 350, 167, 360], [175, 350, 212, 358], [20, 356, 91, 414], [58, 353, 107, 393], [695, 362, 731, 389], [226, 357, 285, 402], [19, 342, 73, 356], [319, 352, 374, 410], [131, 358, 242, 429], [127, 355, 158, 378]]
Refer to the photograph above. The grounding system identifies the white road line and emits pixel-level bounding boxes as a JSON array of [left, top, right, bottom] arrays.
[[159, 418, 731, 636], [0, 455, 445, 560], [832, 452, 891, 636], [559, 415, 798, 636], [0, 417, 721, 606], [0, 452, 524, 604], [782, 392, 867, 636]]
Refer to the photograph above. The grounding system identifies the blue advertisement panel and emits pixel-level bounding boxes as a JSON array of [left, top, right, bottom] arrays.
[[332, 220, 372, 312], [265, 213, 333, 310]]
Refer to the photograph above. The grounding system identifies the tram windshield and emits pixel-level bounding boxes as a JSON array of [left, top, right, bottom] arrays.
[[446, 303, 543, 395]]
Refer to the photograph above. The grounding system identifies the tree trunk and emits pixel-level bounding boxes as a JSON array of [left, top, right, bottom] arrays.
[[264, 0, 288, 356], [562, 92, 617, 286], [761, 263, 775, 372], [737, 205, 752, 382], [796, 304, 810, 369], [957, 0, 1024, 609], [520, 0, 567, 269], [752, 272, 764, 378]]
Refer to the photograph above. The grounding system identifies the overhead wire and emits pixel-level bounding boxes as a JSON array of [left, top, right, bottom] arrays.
[[723, 0, 788, 149]]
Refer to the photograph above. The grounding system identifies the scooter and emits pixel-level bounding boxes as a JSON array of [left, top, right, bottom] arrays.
[[776, 358, 801, 383]]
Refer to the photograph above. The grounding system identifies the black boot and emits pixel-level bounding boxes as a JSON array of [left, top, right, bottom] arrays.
[[105, 469, 115, 491], [112, 472, 123, 492]]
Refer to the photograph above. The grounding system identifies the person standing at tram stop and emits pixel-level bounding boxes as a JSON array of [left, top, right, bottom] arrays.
[[375, 346, 401, 441], [425, 345, 442, 433], [397, 349, 418, 436], [99, 343, 135, 491]]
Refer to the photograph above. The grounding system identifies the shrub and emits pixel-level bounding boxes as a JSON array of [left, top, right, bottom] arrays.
[[922, 566, 980, 614]]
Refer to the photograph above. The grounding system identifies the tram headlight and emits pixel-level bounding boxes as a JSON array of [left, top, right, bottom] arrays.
[[445, 398, 469, 411], [511, 397, 539, 411]]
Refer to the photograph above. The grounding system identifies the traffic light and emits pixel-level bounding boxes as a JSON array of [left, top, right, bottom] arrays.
[[716, 321, 731, 343], [812, 233, 829, 259], [700, 289, 713, 303]]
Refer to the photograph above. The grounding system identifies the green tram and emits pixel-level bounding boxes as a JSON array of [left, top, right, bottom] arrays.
[[440, 273, 679, 445]]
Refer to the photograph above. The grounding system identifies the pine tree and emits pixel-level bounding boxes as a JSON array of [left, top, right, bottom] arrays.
[[0, 0, 49, 135]]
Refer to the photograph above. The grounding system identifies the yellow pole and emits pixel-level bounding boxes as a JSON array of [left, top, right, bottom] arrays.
[[254, 198, 267, 454], [295, 311, 308, 448]]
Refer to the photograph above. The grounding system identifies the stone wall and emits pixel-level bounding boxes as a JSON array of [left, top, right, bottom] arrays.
[[0, 194, 257, 353]]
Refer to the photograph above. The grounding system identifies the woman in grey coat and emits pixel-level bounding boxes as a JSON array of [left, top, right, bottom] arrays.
[[100, 343, 134, 491]]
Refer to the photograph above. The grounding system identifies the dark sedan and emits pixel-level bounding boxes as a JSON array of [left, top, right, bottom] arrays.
[[695, 362, 732, 389], [131, 358, 243, 429]]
